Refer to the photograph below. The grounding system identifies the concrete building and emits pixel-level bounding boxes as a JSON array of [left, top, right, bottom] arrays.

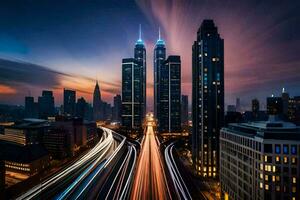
[[220, 118, 300, 200]]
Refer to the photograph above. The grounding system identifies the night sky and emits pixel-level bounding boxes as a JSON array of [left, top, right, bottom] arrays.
[[0, 0, 300, 111]]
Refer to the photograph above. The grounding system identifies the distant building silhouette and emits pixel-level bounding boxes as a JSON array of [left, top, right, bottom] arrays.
[[63, 89, 76, 116], [93, 80, 103, 121], [192, 19, 224, 178], [38, 90, 55, 119], [25, 96, 38, 118], [112, 94, 122, 122], [76, 97, 87, 119], [282, 87, 289, 117], [267, 96, 283, 116]]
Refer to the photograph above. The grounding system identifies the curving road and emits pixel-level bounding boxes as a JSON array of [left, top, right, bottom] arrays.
[[131, 115, 171, 200], [17, 127, 136, 200]]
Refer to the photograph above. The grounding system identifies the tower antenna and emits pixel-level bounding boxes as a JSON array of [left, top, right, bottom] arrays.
[[139, 24, 142, 41], [159, 27, 161, 40]]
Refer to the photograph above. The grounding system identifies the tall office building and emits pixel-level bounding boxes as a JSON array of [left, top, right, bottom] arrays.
[[154, 28, 166, 118], [113, 94, 122, 122], [93, 80, 103, 121], [38, 90, 55, 119], [63, 89, 76, 116], [25, 96, 38, 118], [134, 25, 146, 119], [181, 95, 189, 126], [158, 55, 181, 133], [121, 58, 143, 129], [192, 19, 224, 178]]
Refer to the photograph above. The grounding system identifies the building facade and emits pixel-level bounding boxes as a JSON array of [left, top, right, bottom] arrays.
[[134, 26, 146, 120], [154, 29, 166, 118], [121, 58, 143, 129], [158, 56, 181, 133], [192, 19, 224, 178], [25, 96, 38, 118], [220, 119, 300, 200]]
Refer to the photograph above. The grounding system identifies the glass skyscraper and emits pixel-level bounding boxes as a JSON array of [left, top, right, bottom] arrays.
[[158, 55, 181, 133], [154, 28, 166, 119], [121, 58, 143, 129], [93, 80, 103, 121], [134, 25, 146, 120], [192, 19, 224, 178]]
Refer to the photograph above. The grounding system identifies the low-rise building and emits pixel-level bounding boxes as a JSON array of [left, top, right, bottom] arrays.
[[220, 116, 300, 200]]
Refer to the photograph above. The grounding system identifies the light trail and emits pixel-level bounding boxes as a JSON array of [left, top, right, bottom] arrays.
[[165, 142, 192, 200], [130, 115, 171, 200], [17, 127, 116, 200]]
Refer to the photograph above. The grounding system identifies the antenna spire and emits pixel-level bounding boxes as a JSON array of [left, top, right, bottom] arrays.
[[139, 24, 142, 41], [159, 27, 161, 40]]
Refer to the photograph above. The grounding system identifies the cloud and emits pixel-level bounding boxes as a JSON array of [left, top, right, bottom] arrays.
[[0, 58, 120, 104], [136, 0, 300, 105]]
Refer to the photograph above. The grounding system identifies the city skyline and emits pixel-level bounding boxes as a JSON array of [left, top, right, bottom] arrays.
[[0, 1, 300, 109]]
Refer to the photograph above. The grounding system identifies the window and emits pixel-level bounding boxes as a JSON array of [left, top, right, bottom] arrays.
[[291, 157, 297, 164], [283, 145, 289, 154], [276, 156, 280, 163], [291, 145, 297, 155], [275, 144, 281, 154], [284, 157, 288, 164], [293, 177, 296, 184]]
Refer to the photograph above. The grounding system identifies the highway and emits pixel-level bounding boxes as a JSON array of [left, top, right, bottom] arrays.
[[131, 114, 172, 200], [165, 142, 192, 200], [16, 127, 137, 200]]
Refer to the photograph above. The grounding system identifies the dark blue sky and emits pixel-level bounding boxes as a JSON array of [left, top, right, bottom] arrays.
[[1, 0, 300, 111]]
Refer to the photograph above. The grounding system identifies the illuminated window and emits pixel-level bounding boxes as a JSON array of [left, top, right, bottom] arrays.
[[284, 157, 288, 164], [293, 177, 296, 184], [291, 145, 297, 155], [275, 144, 281, 154], [265, 175, 269, 181], [272, 176, 275, 182], [260, 173, 263, 179], [283, 145, 289, 154], [291, 157, 297, 164], [276, 186, 280, 191], [260, 163, 264, 170], [204, 53, 208, 56], [292, 186, 296, 193], [272, 166, 276, 172], [260, 182, 263, 189], [276, 176, 280, 181], [275, 156, 280, 162], [265, 184, 269, 190]]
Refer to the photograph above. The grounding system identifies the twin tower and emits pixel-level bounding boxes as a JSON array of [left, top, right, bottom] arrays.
[[121, 26, 181, 133]]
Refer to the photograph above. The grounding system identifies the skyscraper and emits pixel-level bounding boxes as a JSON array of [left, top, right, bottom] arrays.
[[112, 94, 122, 122], [158, 55, 181, 133], [134, 25, 146, 119], [63, 89, 76, 116], [181, 95, 189, 126], [121, 58, 142, 129], [154, 28, 166, 118], [192, 19, 224, 178], [38, 90, 55, 119], [25, 96, 38, 118], [93, 80, 103, 121]]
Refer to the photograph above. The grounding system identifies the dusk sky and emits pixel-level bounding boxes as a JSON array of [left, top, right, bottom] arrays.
[[0, 0, 300, 110]]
